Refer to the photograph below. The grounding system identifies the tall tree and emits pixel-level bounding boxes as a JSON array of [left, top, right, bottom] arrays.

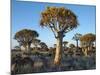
[[80, 33, 96, 56], [40, 7, 78, 65], [72, 33, 82, 50], [14, 29, 39, 53]]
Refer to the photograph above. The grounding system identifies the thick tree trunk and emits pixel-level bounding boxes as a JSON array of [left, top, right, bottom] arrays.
[[54, 32, 63, 65], [11, 64, 16, 72], [26, 43, 31, 53], [82, 47, 88, 57], [84, 47, 88, 56], [88, 43, 92, 51], [88, 46, 90, 51]]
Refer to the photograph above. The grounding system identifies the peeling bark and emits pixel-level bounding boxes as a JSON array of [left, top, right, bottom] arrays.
[[54, 32, 63, 65]]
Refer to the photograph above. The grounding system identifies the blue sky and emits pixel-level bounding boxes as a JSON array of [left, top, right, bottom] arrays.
[[11, 0, 96, 48]]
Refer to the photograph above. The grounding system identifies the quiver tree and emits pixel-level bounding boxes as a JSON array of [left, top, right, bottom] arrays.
[[63, 41, 68, 50], [68, 43, 75, 56], [40, 7, 78, 65], [80, 33, 96, 56], [72, 33, 82, 50], [14, 29, 39, 53], [32, 39, 41, 50], [14, 46, 20, 50], [39, 42, 48, 50], [69, 43, 75, 49]]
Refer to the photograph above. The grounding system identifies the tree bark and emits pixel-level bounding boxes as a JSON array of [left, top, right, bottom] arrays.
[[54, 32, 63, 65], [26, 43, 31, 53], [84, 47, 88, 56]]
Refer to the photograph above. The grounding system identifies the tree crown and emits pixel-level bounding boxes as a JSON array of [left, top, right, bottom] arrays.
[[40, 7, 78, 38], [14, 29, 39, 46], [72, 33, 82, 41], [80, 33, 96, 42]]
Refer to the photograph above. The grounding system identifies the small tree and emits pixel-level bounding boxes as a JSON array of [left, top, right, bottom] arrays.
[[32, 39, 41, 50], [40, 42, 48, 50], [14, 46, 20, 50], [14, 29, 39, 53], [80, 33, 96, 56], [40, 7, 78, 65], [68, 43, 75, 56], [69, 43, 75, 48], [63, 41, 68, 50], [72, 33, 82, 50]]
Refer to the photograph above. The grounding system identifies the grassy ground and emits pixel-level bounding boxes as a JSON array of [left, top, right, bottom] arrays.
[[11, 49, 96, 74]]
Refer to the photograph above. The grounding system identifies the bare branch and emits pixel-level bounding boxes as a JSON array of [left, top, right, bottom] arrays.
[[48, 24, 57, 38], [50, 18, 59, 32]]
